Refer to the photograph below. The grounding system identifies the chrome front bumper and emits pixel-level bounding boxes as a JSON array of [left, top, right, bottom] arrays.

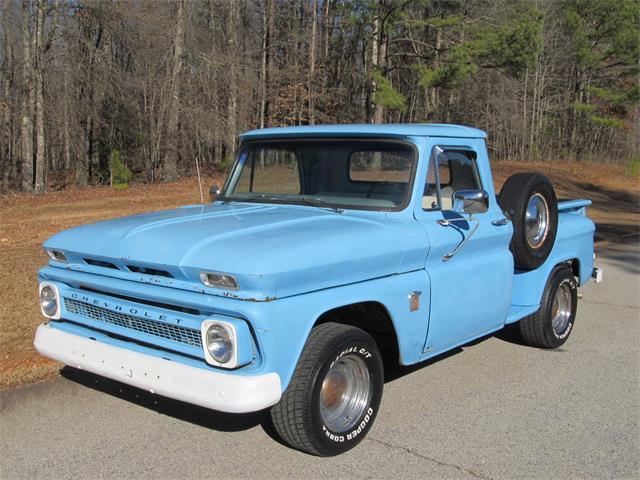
[[34, 323, 281, 413]]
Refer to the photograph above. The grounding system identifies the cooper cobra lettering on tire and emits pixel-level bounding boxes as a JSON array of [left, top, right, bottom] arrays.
[[270, 323, 383, 456]]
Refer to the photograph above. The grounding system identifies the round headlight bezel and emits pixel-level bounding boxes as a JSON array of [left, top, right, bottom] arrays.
[[201, 320, 238, 368], [206, 324, 233, 363], [39, 283, 60, 319]]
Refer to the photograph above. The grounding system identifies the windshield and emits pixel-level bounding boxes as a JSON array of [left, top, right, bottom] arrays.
[[221, 139, 417, 211]]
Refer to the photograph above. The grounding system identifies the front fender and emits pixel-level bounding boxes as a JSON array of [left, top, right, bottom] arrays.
[[257, 269, 431, 391]]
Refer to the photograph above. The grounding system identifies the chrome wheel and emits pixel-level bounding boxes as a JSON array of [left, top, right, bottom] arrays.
[[525, 193, 549, 248], [319, 355, 371, 432], [551, 281, 572, 335]]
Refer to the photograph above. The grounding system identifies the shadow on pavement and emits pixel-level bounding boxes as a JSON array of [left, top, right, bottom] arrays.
[[595, 238, 640, 275], [61, 367, 276, 433], [594, 223, 640, 245]]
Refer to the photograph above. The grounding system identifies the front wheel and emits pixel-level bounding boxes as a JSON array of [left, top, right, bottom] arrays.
[[519, 265, 578, 348], [270, 322, 384, 456]]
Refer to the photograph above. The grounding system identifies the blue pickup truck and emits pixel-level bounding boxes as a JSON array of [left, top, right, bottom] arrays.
[[34, 124, 601, 456]]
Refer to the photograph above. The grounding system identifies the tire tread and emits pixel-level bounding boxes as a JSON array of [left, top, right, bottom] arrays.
[[271, 322, 369, 456], [519, 265, 575, 348], [498, 172, 558, 270]]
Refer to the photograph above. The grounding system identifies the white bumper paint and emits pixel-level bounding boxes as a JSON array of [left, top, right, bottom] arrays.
[[34, 323, 282, 413]]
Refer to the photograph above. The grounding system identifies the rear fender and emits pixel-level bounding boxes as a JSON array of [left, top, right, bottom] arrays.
[[510, 212, 594, 308]]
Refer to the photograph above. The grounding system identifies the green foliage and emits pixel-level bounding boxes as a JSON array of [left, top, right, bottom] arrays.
[[215, 157, 235, 173], [564, 0, 640, 69], [403, 15, 464, 29], [573, 102, 597, 114], [625, 157, 640, 177], [588, 115, 624, 129], [110, 149, 133, 190], [413, 46, 478, 91], [412, 5, 543, 92], [564, 0, 639, 132], [468, 7, 544, 76], [587, 85, 640, 106], [371, 69, 407, 111]]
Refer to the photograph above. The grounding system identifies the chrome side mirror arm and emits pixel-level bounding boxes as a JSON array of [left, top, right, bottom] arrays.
[[437, 215, 480, 262]]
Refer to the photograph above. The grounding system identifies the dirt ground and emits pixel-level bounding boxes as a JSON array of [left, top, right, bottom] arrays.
[[0, 162, 638, 389]]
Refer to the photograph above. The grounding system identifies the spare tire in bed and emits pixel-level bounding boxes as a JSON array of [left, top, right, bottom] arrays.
[[498, 172, 558, 270]]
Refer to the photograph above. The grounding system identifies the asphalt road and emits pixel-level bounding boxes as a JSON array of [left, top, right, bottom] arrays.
[[2, 242, 638, 480]]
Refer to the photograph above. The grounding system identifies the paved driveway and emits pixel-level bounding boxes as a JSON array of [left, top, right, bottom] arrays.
[[1, 242, 638, 479]]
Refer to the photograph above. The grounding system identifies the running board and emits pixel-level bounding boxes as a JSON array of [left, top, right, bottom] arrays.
[[505, 304, 539, 324]]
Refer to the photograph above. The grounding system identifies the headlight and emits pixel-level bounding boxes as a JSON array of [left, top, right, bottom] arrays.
[[199, 271, 238, 290], [39, 283, 60, 318], [200, 318, 255, 369], [205, 324, 233, 364], [46, 249, 67, 262]]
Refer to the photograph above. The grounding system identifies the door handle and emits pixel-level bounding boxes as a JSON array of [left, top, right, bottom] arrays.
[[491, 217, 510, 226]]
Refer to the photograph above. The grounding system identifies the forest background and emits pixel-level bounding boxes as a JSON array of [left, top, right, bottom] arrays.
[[0, 0, 638, 194]]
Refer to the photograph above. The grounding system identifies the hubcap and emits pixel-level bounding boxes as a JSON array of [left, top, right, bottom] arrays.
[[320, 355, 371, 433], [525, 193, 549, 248], [551, 281, 572, 335]]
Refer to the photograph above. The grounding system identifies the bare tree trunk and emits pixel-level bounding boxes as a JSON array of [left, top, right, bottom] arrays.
[[369, 15, 379, 123], [20, 0, 34, 192], [1, 1, 14, 191], [163, 0, 185, 181], [428, 28, 442, 114], [226, 0, 239, 160], [308, 0, 318, 124], [370, 14, 387, 124], [373, 34, 387, 124], [266, 0, 274, 125], [259, 0, 268, 129], [323, 0, 330, 63], [521, 68, 528, 159], [63, 68, 71, 170], [33, 0, 45, 193]]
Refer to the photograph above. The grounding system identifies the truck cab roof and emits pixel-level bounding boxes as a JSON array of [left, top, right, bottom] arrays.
[[239, 123, 487, 141]]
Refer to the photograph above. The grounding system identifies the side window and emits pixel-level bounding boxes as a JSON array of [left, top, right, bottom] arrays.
[[423, 148, 481, 211]]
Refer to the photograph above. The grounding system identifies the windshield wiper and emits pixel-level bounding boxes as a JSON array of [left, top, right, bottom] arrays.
[[219, 194, 286, 205], [298, 198, 344, 214], [221, 194, 343, 213]]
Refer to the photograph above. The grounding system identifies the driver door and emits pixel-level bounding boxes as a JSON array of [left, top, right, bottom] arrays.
[[415, 139, 513, 353]]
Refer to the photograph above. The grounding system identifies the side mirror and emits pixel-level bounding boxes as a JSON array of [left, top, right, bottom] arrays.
[[209, 184, 221, 203], [452, 189, 489, 214]]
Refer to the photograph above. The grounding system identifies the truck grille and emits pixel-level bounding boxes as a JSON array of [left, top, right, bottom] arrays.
[[63, 298, 202, 348]]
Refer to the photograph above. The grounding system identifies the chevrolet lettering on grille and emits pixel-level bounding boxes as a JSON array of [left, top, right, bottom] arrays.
[[64, 293, 202, 349], [69, 292, 175, 323]]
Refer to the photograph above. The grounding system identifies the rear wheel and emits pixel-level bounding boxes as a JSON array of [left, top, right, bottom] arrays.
[[270, 322, 383, 456], [499, 173, 558, 270], [519, 265, 578, 348]]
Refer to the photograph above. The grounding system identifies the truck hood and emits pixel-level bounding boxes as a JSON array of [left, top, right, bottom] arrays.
[[44, 203, 427, 300]]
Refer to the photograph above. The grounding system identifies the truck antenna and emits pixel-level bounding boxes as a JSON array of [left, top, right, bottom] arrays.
[[195, 156, 204, 204]]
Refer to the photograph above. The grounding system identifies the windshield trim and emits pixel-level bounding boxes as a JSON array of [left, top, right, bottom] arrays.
[[218, 137, 419, 213]]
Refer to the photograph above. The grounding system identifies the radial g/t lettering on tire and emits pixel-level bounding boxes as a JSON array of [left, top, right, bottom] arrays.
[[270, 322, 384, 456]]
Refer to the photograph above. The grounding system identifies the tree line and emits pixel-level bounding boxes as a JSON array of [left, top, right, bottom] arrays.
[[0, 0, 638, 193]]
